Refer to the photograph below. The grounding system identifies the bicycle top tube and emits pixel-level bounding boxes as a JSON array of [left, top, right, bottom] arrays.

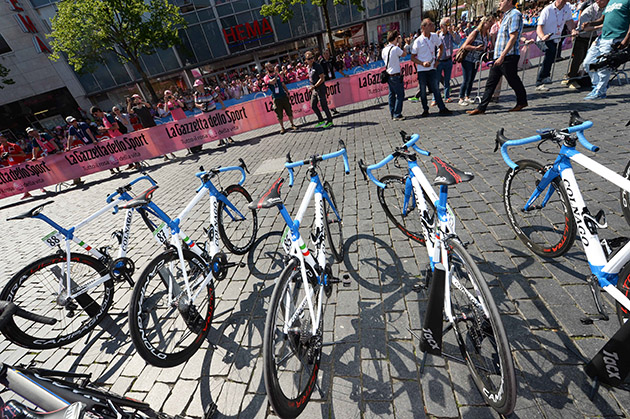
[[497, 111, 595, 170], [285, 140, 350, 186], [195, 158, 249, 188], [106, 175, 157, 203], [358, 131, 430, 189]]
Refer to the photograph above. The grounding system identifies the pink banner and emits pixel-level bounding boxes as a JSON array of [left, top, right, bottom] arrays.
[[0, 41, 574, 199]]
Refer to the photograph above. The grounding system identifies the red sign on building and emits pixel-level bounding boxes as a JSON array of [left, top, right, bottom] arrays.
[[223, 18, 273, 45]]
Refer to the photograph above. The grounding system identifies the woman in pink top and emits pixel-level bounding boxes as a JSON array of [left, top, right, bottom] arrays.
[[164, 90, 186, 121]]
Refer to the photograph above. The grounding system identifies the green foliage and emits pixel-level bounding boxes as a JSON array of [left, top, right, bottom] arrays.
[[0, 64, 15, 89], [261, 0, 364, 23], [48, 0, 186, 73]]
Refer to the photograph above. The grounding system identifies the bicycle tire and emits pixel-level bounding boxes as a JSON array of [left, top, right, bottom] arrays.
[[263, 259, 321, 418], [616, 262, 630, 325], [129, 248, 214, 367], [218, 184, 258, 255], [503, 159, 576, 258], [323, 181, 344, 262], [445, 238, 517, 415], [620, 160, 630, 228], [377, 174, 432, 245], [0, 253, 112, 349]]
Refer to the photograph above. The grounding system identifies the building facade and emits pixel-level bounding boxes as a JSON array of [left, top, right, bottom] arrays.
[[0, 0, 422, 137]]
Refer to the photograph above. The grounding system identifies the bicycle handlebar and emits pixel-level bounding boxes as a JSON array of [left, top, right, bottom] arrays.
[[285, 140, 350, 187], [498, 119, 594, 170], [359, 132, 429, 189], [0, 301, 56, 329], [106, 175, 157, 203], [196, 158, 249, 186]]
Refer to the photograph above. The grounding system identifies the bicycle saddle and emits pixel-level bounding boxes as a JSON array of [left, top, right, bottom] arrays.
[[2, 401, 85, 419], [121, 186, 158, 209], [431, 157, 474, 186], [7, 201, 55, 221], [250, 178, 284, 209]]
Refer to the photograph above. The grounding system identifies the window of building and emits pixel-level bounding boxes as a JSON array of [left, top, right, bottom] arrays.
[[0, 34, 11, 55], [29, 0, 54, 8]]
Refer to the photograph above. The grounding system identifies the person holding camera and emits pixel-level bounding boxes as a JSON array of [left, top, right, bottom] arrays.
[[382, 30, 407, 120], [263, 63, 297, 134], [127, 94, 156, 129], [582, 0, 630, 100]]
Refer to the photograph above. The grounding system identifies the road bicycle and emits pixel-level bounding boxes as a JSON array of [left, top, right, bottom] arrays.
[[359, 131, 517, 415], [497, 111, 630, 326], [0, 175, 158, 350], [251, 141, 349, 418], [126, 159, 258, 367], [0, 301, 215, 419]]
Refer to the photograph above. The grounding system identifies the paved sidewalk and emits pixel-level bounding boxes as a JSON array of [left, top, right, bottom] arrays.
[[2, 61, 630, 418]]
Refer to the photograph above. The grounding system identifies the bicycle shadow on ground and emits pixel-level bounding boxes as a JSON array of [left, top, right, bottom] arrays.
[[245, 230, 284, 281]]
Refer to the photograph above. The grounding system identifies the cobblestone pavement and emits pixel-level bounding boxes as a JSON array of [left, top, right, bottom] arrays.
[[2, 61, 630, 418]]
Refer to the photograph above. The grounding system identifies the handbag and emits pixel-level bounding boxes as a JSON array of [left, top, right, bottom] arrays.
[[380, 46, 393, 84], [454, 47, 468, 63]]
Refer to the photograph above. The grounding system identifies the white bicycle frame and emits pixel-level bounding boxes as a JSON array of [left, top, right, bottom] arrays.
[[279, 178, 329, 336], [407, 163, 492, 323], [552, 151, 630, 310]]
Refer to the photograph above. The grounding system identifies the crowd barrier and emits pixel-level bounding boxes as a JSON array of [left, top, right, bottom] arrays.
[[0, 34, 579, 199]]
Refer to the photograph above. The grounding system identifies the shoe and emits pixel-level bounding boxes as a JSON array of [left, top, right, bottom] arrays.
[[535, 85, 549, 91], [445, 98, 453, 103], [134, 163, 142, 170], [438, 108, 452, 115], [331, 109, 339, 115], [316, 120, 326, 127], [420, 110, 429, 117], [408, 97, 420, 102], [323, 121, 333, 128], [110, 169, 116, 174], [228, 137, 235, 143], [467, 109, 485, 115], [584, 92, 606, 100], [541, 77, 552, 84], [218, 139, 226, 146], [280, 128, 286, 135], [458, 99, 468, 106], [163, 156, 169, 161], [509, 104, 528, 112], [393, 116, 405, 121], [568, 82, 580, 90], [21, 192, 32, 200], [561, 79, 570, 85], [430, 101, 437, 107], [291, 125, 298, 130], [73, 180, 84, 186], [126, 164, 134, 170]]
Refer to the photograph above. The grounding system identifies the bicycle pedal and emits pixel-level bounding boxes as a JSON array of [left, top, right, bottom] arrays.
[[238, 262, 246, 268], [342, 274, 351, 287]]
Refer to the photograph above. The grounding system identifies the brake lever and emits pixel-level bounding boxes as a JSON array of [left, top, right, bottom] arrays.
[[238, 158, 250, 174]]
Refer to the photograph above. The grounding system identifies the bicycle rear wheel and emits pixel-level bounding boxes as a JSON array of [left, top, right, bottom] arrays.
[[445, 238, 516, 415], [323, 181, 344, 262], [0, 253, 112, 349], [263, 259, 321, 418], [620, 160, 630, 228], [129, 248, 213, 367], [616, 262, 630, 325], [503, 160, 576, 258], [218, 184, 258, 255], [377, 174, 432, 244]]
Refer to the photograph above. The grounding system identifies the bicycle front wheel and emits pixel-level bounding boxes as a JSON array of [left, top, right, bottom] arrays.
[[377, 174, 431, 244], [218, 184, 258, 255], [263, 259, 321, 418], [445, 238, 516, 415], [503, 160, 576, 258], [129, 248, 214, 367], [323, 181, 344, 262], [0, 253, 112, 349]]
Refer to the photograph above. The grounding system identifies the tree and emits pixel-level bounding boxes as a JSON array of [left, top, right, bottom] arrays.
[[48, 0, 186, 103], [0, 64, 15, 89], [261, 0, 364, 58]]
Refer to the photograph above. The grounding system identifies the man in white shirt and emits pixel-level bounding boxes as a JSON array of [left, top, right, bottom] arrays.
[[411, 19, 452, 117], [536, 0, 576, 90], [382, 30, 407, 120]]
